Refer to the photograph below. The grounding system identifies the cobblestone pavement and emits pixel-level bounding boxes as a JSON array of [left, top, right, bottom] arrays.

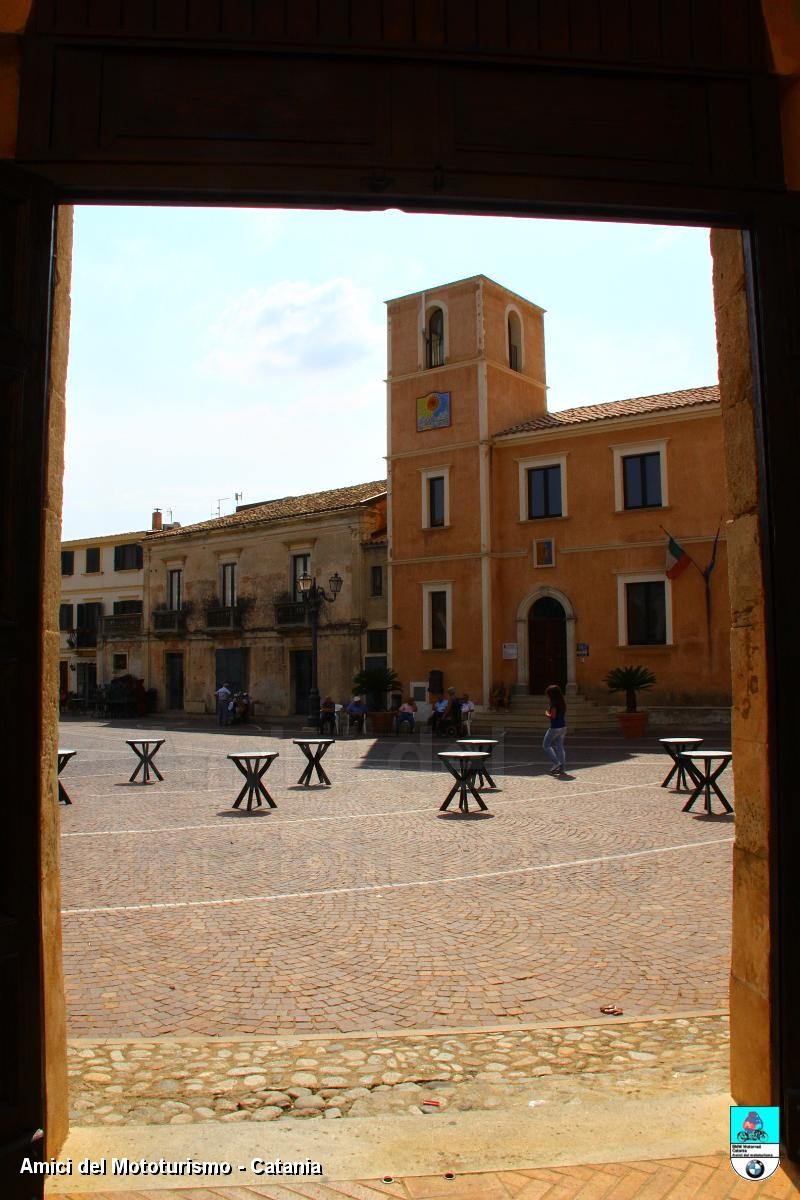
[[58, 719, 733, 1038], [54, 1154, 800, 1199], [68, 1012, 729, 1126]]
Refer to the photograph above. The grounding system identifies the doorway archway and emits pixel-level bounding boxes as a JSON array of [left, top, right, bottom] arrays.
[[528, 596, 567, 694]]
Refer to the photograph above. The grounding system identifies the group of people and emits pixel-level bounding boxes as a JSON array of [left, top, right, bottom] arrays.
[[426, 687, 474, 736], [214, 682, 251, 726]]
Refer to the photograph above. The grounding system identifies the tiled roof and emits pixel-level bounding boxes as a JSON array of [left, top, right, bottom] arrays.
[[61, 530, 150, 548], [151, 480, 387, 539], [495, 385, 720, 437]]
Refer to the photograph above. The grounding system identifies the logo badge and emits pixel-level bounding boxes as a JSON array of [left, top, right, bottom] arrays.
[[730, 1106, 781, 1180]]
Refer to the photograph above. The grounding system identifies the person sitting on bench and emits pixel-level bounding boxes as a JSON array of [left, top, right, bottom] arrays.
[[319, 695, 337, 735]]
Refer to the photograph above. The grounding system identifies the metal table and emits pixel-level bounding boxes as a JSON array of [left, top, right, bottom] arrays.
[[228, 751, 279, 811], [679, 750, 734, 815], [125, 738, 165, 784], [457, 738, 499, 789], [438, 751, 490, 814], [293, 738, 335, 786], [659, 737, 704, 791], [57, 748, 77, 805]]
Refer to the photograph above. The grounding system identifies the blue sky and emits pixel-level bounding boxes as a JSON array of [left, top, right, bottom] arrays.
[[63, 206, 718, 539]]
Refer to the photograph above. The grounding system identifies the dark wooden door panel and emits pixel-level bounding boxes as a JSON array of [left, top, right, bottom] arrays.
[[0, 163, 55, 1200]]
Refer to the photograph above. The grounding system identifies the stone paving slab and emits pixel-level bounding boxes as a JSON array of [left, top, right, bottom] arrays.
[[68, 1012, 729, 1127], [58, 722, 733, 1041]]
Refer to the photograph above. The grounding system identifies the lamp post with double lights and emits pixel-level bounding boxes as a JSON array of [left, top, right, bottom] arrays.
[[297, 570, 343, 722]]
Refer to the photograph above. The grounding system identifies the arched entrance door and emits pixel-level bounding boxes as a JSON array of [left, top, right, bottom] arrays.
[[529, 597, 567, 693]]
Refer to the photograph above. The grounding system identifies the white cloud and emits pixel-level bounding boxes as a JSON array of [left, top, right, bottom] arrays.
[[202, 278, 385, 385]]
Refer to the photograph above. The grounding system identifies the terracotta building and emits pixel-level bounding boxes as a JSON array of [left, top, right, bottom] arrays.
[[141, 481, 387, 715], [387, 276, 729, 711]]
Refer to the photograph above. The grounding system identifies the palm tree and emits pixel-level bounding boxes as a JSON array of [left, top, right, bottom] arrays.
[[603, 665, 656, 712], [351, 665, 402, 712]]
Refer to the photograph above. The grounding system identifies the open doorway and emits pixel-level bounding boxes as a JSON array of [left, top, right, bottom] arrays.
[[53, 204, 735, 1164]]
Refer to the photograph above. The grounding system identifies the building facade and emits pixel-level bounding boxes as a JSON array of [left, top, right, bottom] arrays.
[[139, 482, 387, 715], [387, 276, 730, 709], [58, 531, 146, 701]]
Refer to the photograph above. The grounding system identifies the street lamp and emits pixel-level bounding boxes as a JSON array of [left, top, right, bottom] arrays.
[[297, 570, 343, 721]]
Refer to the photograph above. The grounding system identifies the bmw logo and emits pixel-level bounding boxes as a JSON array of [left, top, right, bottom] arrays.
[[746, 1160, 765, 1179]]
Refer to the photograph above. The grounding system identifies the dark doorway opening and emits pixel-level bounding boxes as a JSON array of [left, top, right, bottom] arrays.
[[215, 648, 248, 693], [529, 596, 567, 693], [292, 649, 312, 715], [164, 652, 184, 710]]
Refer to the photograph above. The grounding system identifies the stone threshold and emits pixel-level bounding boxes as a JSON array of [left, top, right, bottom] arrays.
[[68, 1006, 729, 1045], [46, 1092, 734, 1193]]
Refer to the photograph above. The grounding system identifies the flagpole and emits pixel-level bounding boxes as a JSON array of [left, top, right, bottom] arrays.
[[659, 525, 704, 579]]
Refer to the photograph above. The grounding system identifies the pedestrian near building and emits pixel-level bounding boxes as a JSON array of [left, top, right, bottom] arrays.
[[543, 684, 567, 775], [215, 682, 231, 726]]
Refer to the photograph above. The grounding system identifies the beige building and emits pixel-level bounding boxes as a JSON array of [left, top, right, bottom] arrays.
[[58, 530, 147, 701], [135, 481, 388, 715]]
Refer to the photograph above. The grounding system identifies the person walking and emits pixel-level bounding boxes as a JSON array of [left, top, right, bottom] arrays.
[[543, 683, 567, 775]]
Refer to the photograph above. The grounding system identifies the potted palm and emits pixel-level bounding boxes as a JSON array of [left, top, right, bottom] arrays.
[[351, 665, 402, 736], [604, 665, 656, 737]]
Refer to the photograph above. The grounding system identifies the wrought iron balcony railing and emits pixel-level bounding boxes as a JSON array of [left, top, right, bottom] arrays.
[[99, 614, 142, 638], [152, 609, 187, 633], [274, 601, 308, 628], [205, 605, 241, 630]]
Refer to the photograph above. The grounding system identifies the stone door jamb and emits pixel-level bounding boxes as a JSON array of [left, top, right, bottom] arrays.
[[515, 586, 577, 695]]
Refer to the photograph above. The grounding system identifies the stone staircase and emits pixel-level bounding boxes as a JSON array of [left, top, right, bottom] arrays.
[[471, 691, 617, 733]]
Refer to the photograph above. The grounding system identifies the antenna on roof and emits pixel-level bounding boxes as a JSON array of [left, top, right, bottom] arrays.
[[213, 492, 243, 517]]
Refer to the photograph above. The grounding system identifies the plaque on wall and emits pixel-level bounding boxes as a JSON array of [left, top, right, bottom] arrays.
[[417, 391, 451, 431], [533, 538, 555, 567]]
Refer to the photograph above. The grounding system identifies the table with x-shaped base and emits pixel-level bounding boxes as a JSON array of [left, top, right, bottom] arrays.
[[438, 751, 490, 814], [293, 738, 335, 787], [57, 749, 77, 804], [679, 749, 734, 815], [227, 751, 279, 811], [125, 739, 165, 784], [456, 738, 500, 789]]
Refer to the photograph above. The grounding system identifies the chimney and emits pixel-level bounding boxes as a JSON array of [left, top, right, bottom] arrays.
[[152, 508, 162, 531]]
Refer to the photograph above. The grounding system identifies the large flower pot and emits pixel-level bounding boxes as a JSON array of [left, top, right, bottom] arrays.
[[617, 711, 649, 737], [369, 710, 395, 736]]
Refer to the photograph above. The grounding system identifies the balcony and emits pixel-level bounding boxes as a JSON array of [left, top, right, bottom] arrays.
[[205, 604, 241, 630], [274, 601, 308, 628], [153, 609, 187, 634], [99, 614, 142, 639], [67, 629, 97, 649]]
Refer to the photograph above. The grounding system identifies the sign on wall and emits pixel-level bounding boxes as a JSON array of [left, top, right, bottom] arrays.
[[502, 642, 518, 659], [417, 391, 451, 431], [533, 538, 555, 567]]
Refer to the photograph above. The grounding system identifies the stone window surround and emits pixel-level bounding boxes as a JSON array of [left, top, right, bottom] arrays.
[[518, 453, 568, 522], [612, 439, 668, 512], [616, 571, 673, 647], [420, 465, 451, 529], [421, 580, 452, 651]]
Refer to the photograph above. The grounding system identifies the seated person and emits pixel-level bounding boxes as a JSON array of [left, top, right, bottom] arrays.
[[460, 692, 475, 730], [318, 695, 337, 735], [427, 693, 448, 733], [490, 681, 511, 709], [443, 687, 462, 734], [346, 696, 367, 733], [396, 697, 417, 732]]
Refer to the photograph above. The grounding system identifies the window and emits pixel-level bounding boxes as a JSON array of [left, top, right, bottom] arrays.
[[113, 599, 143, 615], [367, 628, 387, 653], [221, 562, 237, 607], [59, 603, 73, 631], [167, 568, 182, 610], [518, 454, 567, 521], [618, 576, 671, 646], [61, 549, 74, 576], [428, 476, 445, 527], [112, 653, 128, 672], [612, 441, 667, 511], [623, 452, 662, 509], [292, 553, 310, 600], [370, 565, 383, 597], [527, 465, 562, 519], [85, 546, 100, 573], [422, 582, 452, 650], [114, 543, 143, 571], [425, 305, 445, 368], [507, 308, 522, 371], [421, 466, 450, 528], [364, 654, 388, 673]]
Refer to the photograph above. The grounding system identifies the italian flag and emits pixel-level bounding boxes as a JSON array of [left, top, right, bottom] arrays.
[[666, 535, 690, 580]]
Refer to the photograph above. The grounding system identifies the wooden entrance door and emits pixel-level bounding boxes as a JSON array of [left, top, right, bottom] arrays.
[[0, 163, 56, 1195], [292, 650, 312, 715], [529, 597, 567, 693]]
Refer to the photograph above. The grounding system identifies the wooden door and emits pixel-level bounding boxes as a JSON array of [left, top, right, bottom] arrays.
[[0, 163, 56, 1197], [529, 597, 567, 693], [293, 650, 312, 715]]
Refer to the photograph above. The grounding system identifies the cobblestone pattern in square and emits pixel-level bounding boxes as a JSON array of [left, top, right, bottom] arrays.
[[58, 721, 733, 1038]]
